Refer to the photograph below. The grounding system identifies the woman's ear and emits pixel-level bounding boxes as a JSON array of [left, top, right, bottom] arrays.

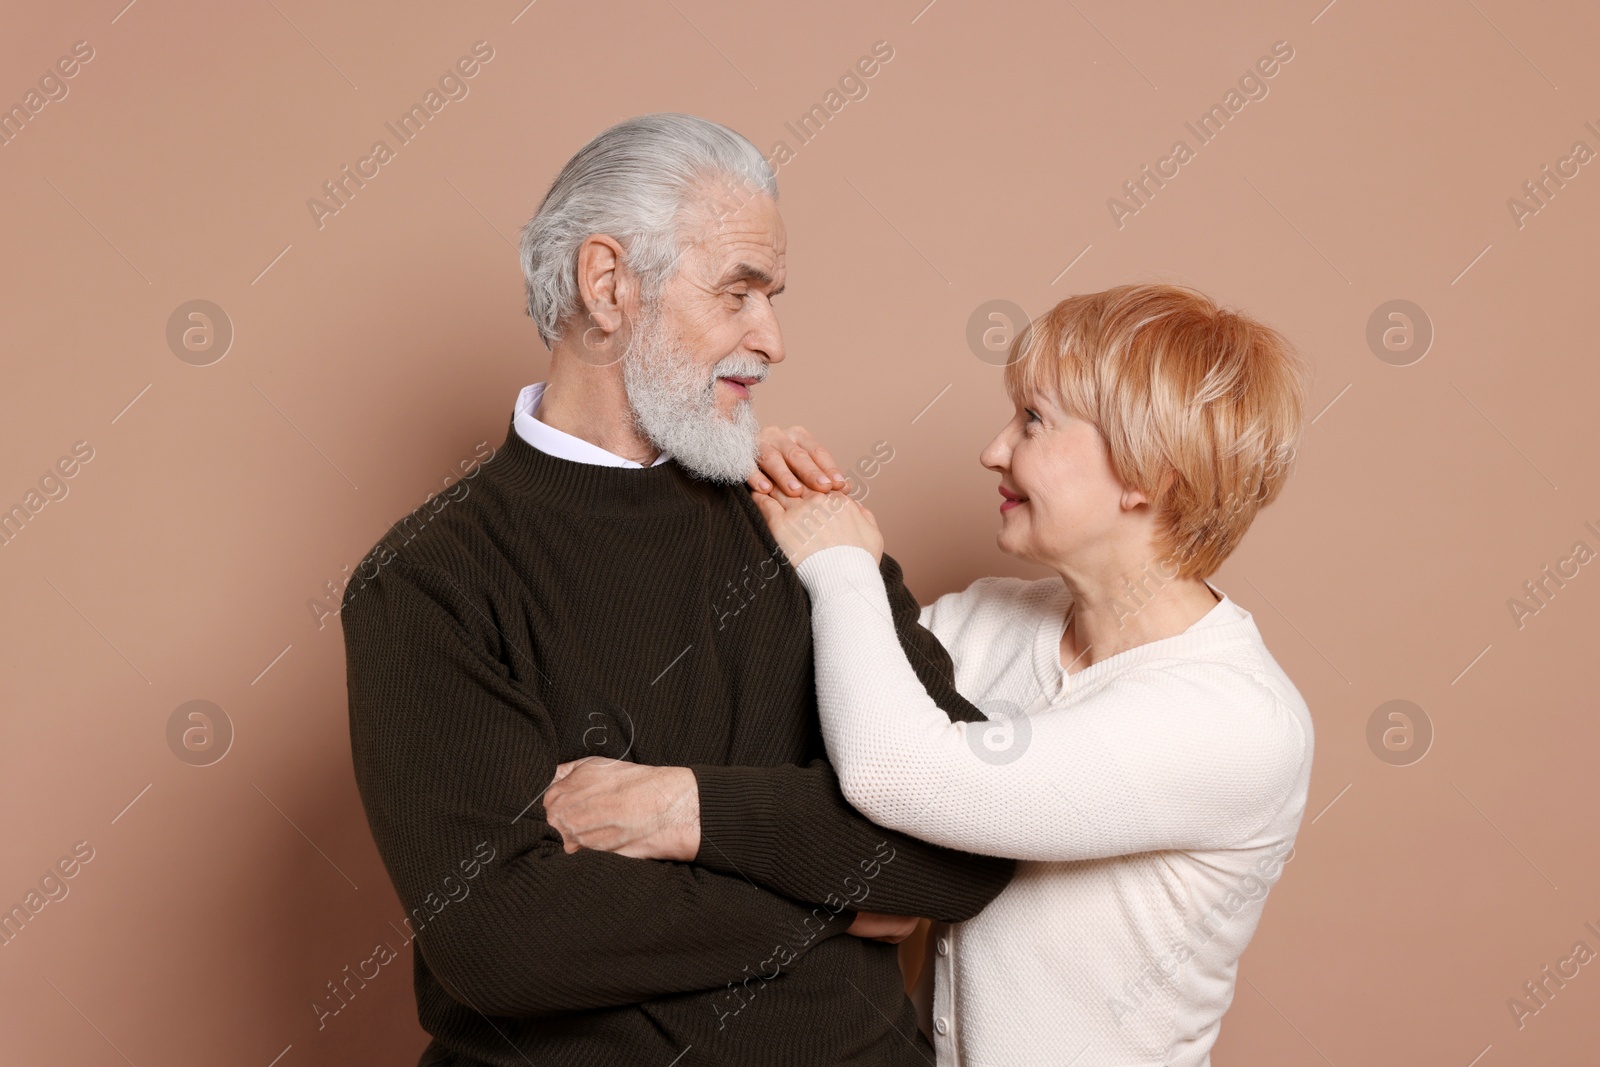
[[576, 234, 627, 336], [1122, 469, 1171, 511]]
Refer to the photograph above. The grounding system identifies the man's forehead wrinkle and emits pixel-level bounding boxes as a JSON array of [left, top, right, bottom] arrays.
[[670, 187, 785, 292], [683, 181, 772, 234], [705, 230, 783, 272], [709, 215, 779, 244], [681, 207, 777, 249]]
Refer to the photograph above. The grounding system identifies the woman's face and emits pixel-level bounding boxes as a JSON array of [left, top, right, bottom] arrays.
[[979, 391, 1148, 571]]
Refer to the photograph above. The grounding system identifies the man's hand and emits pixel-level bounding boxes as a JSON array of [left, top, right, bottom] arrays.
[[846, 911, 921, 944], [544, 759, 701, 861]]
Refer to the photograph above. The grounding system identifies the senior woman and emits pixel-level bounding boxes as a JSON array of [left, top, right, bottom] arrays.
[[752, 283, 1313, 1066], [551, 283, 1315, 1066]]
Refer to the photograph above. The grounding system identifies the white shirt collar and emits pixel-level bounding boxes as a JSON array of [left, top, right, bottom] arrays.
[[512, 382, 671, 469]]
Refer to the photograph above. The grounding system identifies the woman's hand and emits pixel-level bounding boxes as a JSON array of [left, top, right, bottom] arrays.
[[747, 425, 849, 496], [751, 486, 883, 568], [846, 911, 921, 944]]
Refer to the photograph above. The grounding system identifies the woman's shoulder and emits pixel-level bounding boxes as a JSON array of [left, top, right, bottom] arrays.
[[919, 573, 1067, 645], [1107, 650, 1314, 787]]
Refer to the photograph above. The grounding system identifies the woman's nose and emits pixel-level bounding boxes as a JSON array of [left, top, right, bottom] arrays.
[[980, 426, 1013, 471], [980, 437, 1006, 471]]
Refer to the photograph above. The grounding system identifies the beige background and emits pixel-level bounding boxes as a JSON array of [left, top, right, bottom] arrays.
[[3, 0, 1598, 1063]]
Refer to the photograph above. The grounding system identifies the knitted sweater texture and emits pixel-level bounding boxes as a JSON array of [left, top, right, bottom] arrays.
[[339, 420, 1014, 1067]]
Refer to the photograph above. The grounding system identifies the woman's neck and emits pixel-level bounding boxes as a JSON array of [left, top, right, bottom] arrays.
[[1058, 572, 1221, 674]]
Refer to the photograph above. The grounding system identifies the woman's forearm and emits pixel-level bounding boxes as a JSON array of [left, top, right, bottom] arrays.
[[796, 545, 1027, 847], [794, 545, 1307, 862]]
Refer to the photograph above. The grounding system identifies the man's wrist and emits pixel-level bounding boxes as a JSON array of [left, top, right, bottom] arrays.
[[664, 766, 701, 861]]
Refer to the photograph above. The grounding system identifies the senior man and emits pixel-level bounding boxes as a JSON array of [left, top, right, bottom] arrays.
[[339, 113, 1014, 1067]]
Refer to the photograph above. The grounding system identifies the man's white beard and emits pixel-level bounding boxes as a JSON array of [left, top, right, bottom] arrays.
[[621, 303, 766, 483]]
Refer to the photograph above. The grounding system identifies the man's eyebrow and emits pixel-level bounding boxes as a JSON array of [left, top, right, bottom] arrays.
[[718, 262, 784, 296]]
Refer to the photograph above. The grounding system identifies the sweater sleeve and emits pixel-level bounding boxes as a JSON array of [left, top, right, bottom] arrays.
[[792, 545, 1309, 863], [691, 552, 1015, 922], [340, 557, 853, 1019]]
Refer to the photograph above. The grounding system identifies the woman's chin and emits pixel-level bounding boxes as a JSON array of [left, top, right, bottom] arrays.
[[995, 527, 1027, 561]]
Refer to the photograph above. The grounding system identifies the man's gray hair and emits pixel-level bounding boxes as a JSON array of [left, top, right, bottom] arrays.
[[519, 113, 778, 347]]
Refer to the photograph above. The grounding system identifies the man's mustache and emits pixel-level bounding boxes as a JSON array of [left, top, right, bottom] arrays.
[[709, 355, 769, 391]]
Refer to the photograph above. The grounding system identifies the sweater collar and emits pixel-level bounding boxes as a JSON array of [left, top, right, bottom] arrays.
[[484, 413, 724, 512], [1032, 580, 1261, 698], [512, 382, 673, 469]]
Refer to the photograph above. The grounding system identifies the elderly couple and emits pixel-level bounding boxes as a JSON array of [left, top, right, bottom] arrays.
[[341, 113, 1314, 1067]]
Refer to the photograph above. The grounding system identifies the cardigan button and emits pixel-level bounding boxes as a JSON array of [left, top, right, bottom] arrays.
[[936, 937, 950, 956], [934, 1017, 949, 1036]]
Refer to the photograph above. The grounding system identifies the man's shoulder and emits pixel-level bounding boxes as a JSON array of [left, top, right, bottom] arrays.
[[339, 471, 511, 617]]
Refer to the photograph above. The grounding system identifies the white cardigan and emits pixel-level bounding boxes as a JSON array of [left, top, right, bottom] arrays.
[[794, 546, 1314, 1067]]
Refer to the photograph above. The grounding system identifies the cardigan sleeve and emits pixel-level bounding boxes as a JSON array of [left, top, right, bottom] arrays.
[[792, 546, 1309, 863], [690, 552, 1015, 922], [340, 557, 854, 1019]]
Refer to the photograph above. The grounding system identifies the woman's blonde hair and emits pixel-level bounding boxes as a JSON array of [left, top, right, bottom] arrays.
[[1004, 283, 1310, 579]]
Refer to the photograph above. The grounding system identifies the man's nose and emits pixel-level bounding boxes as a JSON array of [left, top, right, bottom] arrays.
[[747, 300, 785, 365]]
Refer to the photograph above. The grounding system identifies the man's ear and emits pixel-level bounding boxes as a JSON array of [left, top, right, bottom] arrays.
[[576, 234, 628, 337]]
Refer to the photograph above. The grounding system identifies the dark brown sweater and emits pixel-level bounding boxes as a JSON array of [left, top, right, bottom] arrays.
[[340, 417, 1014, 1066]]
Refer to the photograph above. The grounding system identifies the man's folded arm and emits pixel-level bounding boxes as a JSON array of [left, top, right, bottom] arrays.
[[340, 557, 854, 1020], [691, 552, 1016, 923]]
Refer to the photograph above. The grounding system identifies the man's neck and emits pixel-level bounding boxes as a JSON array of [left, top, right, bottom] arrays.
[[539, 347, 660, 465]]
